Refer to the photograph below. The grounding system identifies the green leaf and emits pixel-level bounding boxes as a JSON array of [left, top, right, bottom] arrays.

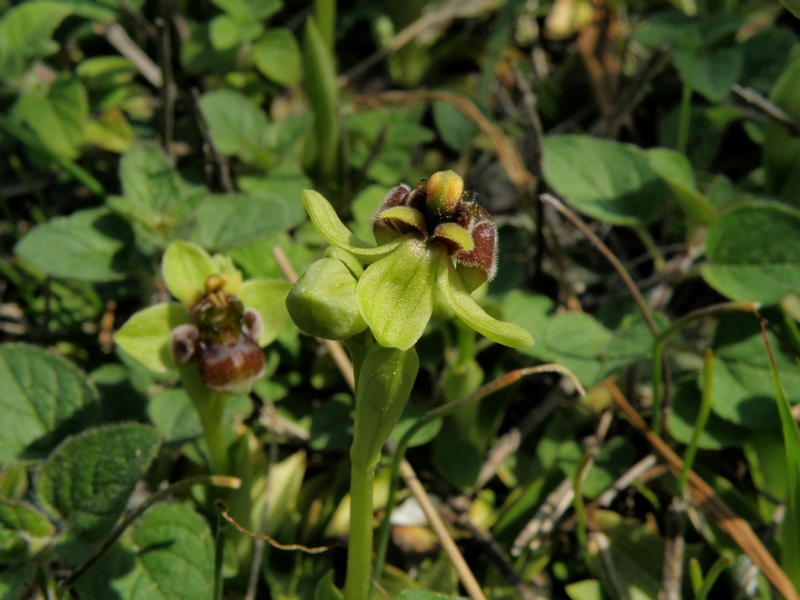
[[75, 503, 214, 600], [15, 207, 134, 282], [645, 148, 715, 227], [14, 76, 88, 158], [432, 100, 478, 152], [0, 2, 71, 70], [192, 192, 306, 250], [673, 45, 742, 102], [147, 388, 203, 446], [0, 498, 55, 563], [357, 239, 438, 350], [668, 376, 750, 449], [565, 580, 606, 600], [84, 109, 135, 154], [114, 303, 191, 373], [36, 424, 160, 536], [436, 256, 534, 349], [253, 28, 302, 85], [198, 89, 270, 164], [764, 49, 800, 206], [302, 189, 404, 260], [0, 344, 99, 464], [162, 240, 216, 307], [399, 591, 468, 600], [209, 14, 263, 50], [779, 0, 800, 18], [542, 135, 667, 226], [709, 312, 800, 428], [702, 202, 800, 304], [76, 56, 137, 89], [109, 145, 200, 241], [238, 279, 292, 345], [212, 0, 282, 20], [303, 16, 339, 181], [740, 28, 797, 95], [0, 563, 30, 600]]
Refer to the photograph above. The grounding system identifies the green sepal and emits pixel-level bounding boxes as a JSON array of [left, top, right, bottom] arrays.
[[356, 238, 438, 350], [302, 189, 404, 261], [114, 302, 191, 373], [436, 257, 534, 349], [287, 256, 367, 340], [350, 344, 419, 469], [162, 240, 216, 308], [238, 279, 292, 346]]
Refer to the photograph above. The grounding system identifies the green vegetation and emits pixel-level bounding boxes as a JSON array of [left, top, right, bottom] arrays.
[[2, 1, 800, 598]]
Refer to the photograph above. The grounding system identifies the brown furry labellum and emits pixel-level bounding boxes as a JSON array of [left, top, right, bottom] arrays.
[[170, 283, 265, 394]]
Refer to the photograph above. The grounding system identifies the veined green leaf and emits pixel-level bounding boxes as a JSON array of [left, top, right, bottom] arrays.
[[36, 424, 160, 537], [0, 345, 99, 464], [702, 202, 800, 304]]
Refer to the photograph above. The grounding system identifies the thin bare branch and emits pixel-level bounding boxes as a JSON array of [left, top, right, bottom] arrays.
[[102, 22, 163, 87], [732, 84, 800, 137]]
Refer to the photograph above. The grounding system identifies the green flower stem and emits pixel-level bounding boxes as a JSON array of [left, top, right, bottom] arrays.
[[373, 364, 585, 582], [343, 339, 418, 600], [650, 301, 758, 434], [182, 365, 230, 473], [344, 458, 377, 600]]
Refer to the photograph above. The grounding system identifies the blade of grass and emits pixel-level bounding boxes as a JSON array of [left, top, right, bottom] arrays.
[[760, 319, 800, 590], [303, 16, 339, 188], [677, 349, 715, 493]]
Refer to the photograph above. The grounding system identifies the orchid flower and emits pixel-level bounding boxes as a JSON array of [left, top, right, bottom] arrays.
[[115, 241, 291, 393], [288, 171, 533, 351]]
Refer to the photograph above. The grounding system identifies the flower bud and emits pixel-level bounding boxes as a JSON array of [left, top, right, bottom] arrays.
[[286, 254, 367, 340]]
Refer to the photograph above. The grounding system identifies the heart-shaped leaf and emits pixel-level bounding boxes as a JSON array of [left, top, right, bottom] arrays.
[[36, 424, 160, 537], [0, 344, 99, 464]]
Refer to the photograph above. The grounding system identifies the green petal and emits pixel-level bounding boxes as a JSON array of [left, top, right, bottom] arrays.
[[378, 206, 427, 231], [238, 279, 293, 346], [162, 241, 216, 307], [437, 257, 534, 348], [114, 303, 191, 372], [356, 239, 438, 350], [303, 189, 404, 262]]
